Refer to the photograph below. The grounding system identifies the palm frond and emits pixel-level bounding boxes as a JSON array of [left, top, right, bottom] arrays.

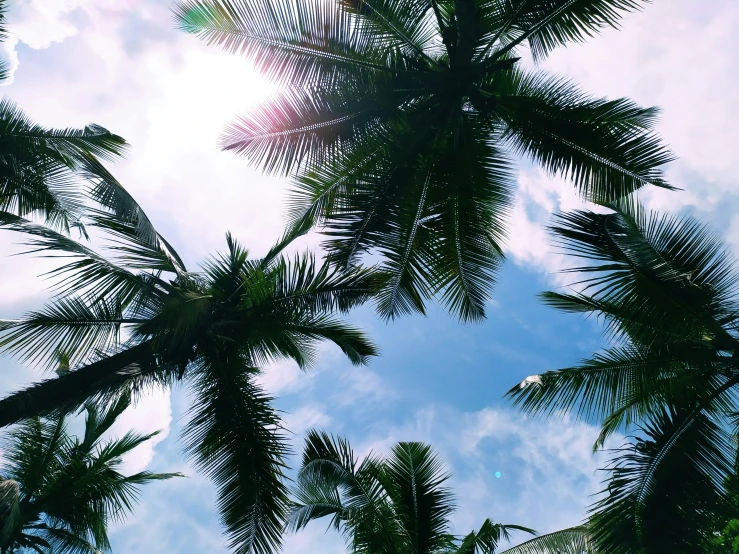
[[339, 0, 439, 59], [292, 430, 405, 552], [173, 0, 402, 86], [0, 212, 167, 313], [429, 116, 513, 321], [496, 70, 673, 201], [0, 297, 134, 371], [480, 0, 650, 62], [383, 442, 454, 553], [589, 406, 734, 553], [32, 526, 104, 554], [2, 416, 69, 497], [497, 526, 591, 554], [222, 80, 407, 175], [455, 519, 536, 554], [183, 357, 290, 554], [547, 203, 739, 346], [79, 393, 133, 451], [506, 343, 730, 431]]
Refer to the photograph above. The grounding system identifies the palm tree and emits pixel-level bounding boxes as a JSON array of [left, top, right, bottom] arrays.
[[290, 430, 593, 553], [506, 200, 739, 553], [0, 393, 179, 554], [0, 192, 378, 553], [174, 0, 673, 322]]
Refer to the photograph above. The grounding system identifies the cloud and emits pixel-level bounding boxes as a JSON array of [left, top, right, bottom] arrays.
[[0, 38, 19, 84], [505, 168, 606, 281], [106, 388, 173, 475], [283, 404, 333, 437]]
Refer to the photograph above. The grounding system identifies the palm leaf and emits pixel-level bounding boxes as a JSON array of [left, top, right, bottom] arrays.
[[589, 406, 734, 553], [495, 70, 674, 201], [479, 0, 650, 62], [173, 0, 403, 86], [383, 442, 454, 553], [497, 526, 591, 554], [182, 357, 290, 554]]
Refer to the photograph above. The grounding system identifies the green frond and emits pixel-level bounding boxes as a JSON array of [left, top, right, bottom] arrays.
[[0, 297, 133, 371], [292, 430, 405, 552], [455, 520, 537, 554], [80, 393, 133, 451], [338, 0, 440, 59], [506, 343, 730, 430], [547, 203, 739, 346], [495, 70, 673, 201], [589, 407, 734, 553], [31, 526, 104, 554], [222, 81, 408, 175], [497, 526, 591, 554], [292, 432, 548, 554], [0, 212, 167, 315], [173, 0, 403, 86], [0, 98, 128, 229], [384, 442, 455, 553], [183, 357, 290, 554], [479, 0, 650, 62], [0, 0, 7, 42]]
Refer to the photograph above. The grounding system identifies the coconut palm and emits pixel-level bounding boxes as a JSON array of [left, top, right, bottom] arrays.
[[506, 200, 739, 553], [174, 0, 672, 322], [0, 194, 378, 553], [290, 430, 593, 553], [0, 393, 179, 554]]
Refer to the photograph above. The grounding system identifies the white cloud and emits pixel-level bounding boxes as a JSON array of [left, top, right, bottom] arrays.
[[283, 404, 333, 437], [257, 359, 316, 396], [106, 387, 172, 475], [505, 169, 599, 280], [332, 365, 396, 409]]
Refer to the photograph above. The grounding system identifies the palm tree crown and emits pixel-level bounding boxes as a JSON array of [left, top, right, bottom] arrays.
[[175, 0, 673, 322], [0, 394, 179, 554], [507, 201, 739, 553], [0, 193, 378, 553], [290, 430, 592, 553]]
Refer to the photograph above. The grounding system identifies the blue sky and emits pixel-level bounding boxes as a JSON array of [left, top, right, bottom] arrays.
[[1, 1, 739, 552]]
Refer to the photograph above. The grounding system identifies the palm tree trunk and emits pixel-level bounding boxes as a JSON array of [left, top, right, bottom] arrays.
[[0, 341, 156, 428]]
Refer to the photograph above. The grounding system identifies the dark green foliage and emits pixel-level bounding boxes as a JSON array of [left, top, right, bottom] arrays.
[[507, 200, 739, 553], [174, 0, 670, 321], [290, 431, 591, 553], [0, 194, 379, 553], [0, 394, 179, 553], [0, 100, 129, 232]]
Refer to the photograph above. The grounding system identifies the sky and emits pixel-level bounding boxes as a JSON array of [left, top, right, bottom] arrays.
[[1, 0, 739, 552]]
